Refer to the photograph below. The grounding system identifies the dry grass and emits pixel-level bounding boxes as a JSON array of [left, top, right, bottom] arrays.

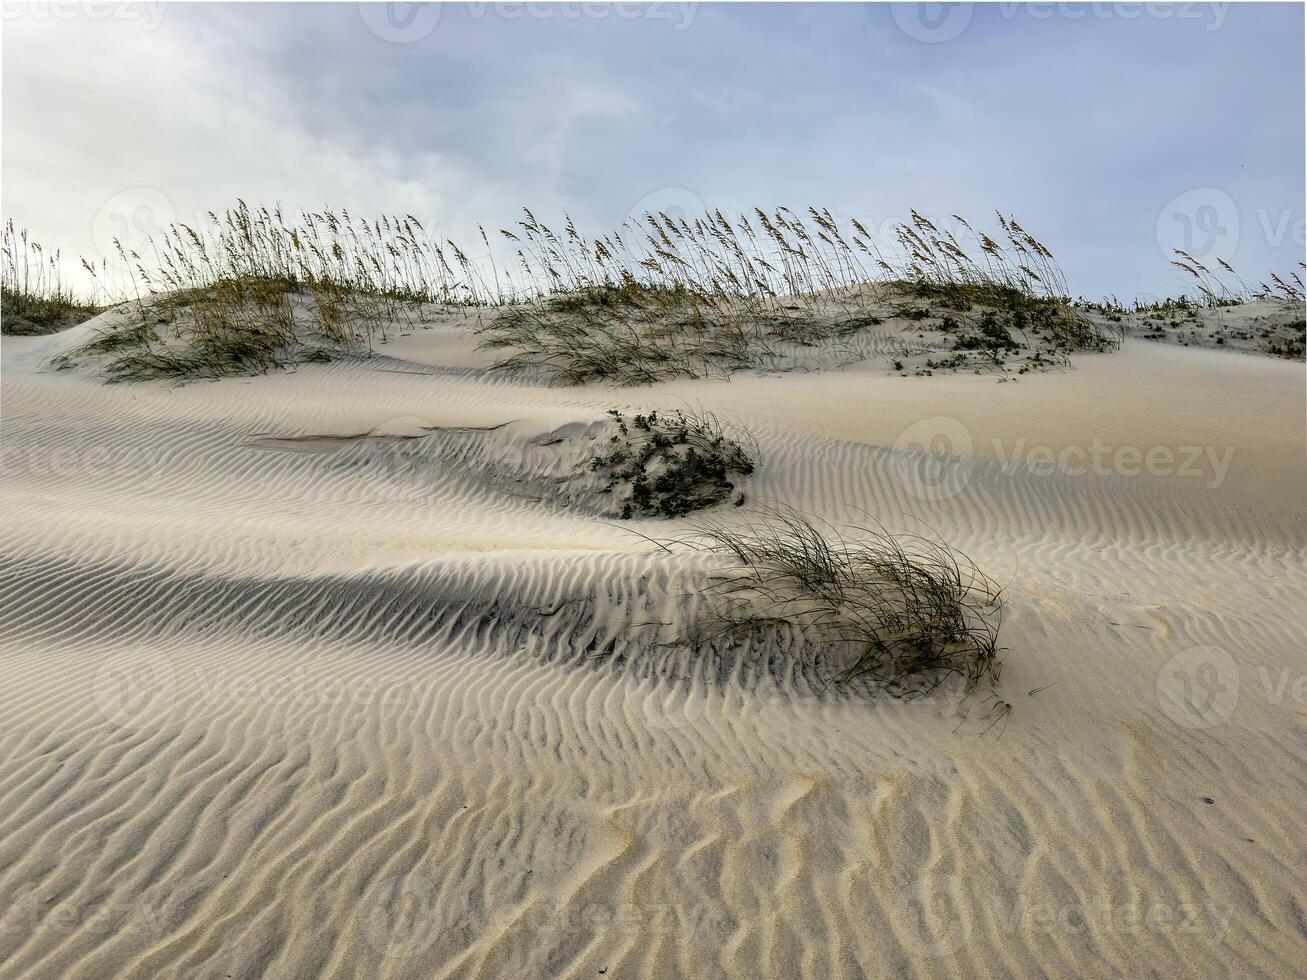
[[1170, 251, 1305, 307], [478, 206, 1112, 384], [2, 221, 99, 335], [28, 201, 1114, 382], [61, 201, 470, 379], [125, 200, 490, 306], [648, 508, 1004, 695]]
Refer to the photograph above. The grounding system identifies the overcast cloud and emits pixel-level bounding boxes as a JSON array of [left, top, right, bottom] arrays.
[[2, 2, 1302, 299]]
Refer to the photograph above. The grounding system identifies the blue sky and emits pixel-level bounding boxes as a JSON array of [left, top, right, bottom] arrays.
[[4, 2, 1303, 299]]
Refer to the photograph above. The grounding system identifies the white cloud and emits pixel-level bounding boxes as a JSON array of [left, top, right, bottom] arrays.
[[2, 11, 469, 294]]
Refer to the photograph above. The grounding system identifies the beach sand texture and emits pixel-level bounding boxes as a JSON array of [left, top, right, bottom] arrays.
[[1, 315, 1305, 979]]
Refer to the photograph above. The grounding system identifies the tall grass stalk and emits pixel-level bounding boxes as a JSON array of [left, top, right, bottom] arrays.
[[1170, 251, 1305, 307], [29, 201, 1118, 380], [1, 220, 99, 335], [479, 206, 1113, 383]]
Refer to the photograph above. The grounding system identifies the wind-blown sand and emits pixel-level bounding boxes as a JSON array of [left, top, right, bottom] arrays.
[[1, 313, 1305, 978]]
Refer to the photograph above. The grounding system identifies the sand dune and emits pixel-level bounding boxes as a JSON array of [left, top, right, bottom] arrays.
[[2, 316, 1305, 978]]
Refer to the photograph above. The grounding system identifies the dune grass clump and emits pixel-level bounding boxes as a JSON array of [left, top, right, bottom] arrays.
[[63, 281, 319, 382], [886, 211, 1118, 354], [589, 408, 755, 518], [1074, 257, 1305, 360], [481, 280, 885, 385], [470, 207, 888, 386], [2, 221, 99, 335], [128, 200, 495, 307], [480, 281, 747, 385], [478, 206, 1111, 384], [60, 201, 476, 380], [657, 509, 1003, 695]]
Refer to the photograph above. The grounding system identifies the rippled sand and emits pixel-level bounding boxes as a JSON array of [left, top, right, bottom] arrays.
[[2, 316, 1305, 978]]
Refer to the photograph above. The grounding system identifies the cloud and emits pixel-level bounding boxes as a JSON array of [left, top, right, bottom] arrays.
[[2, 9, 467, 291], [2, 3, 1302, 300]]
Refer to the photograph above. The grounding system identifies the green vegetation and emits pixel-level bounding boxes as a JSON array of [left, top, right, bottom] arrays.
[[55, 201, 460, 379], [589, 409, 755, 518], [1266, 321, 1305, 359], [14, 201, 1156, 382], [478, 206, 1113, 384]]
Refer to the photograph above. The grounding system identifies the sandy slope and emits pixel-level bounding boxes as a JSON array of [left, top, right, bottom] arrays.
[[1, 314, 1305, 979]]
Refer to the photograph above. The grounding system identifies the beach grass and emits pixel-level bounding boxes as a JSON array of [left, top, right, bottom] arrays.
[[651, 508, 1004, 695], [2, 221, 100, 335], [24, 202, 1128, 381]]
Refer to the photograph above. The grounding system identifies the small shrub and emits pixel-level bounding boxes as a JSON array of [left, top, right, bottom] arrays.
[[1267, 322, 1305, 359], [938, 309, 1019, 354], [588, 409, 755, 518], [894, 306, 933, 321]]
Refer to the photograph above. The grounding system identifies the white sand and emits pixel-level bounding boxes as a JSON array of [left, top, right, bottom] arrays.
[[1, 315, 1305, 978]]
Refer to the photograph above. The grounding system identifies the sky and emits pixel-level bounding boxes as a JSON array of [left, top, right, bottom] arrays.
[[2, 2, 1303, 301]]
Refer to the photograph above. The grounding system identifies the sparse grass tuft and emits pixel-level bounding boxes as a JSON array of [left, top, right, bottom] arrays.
[[655, 508, 1003, 695], [1169, 253, 1305, 307]]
